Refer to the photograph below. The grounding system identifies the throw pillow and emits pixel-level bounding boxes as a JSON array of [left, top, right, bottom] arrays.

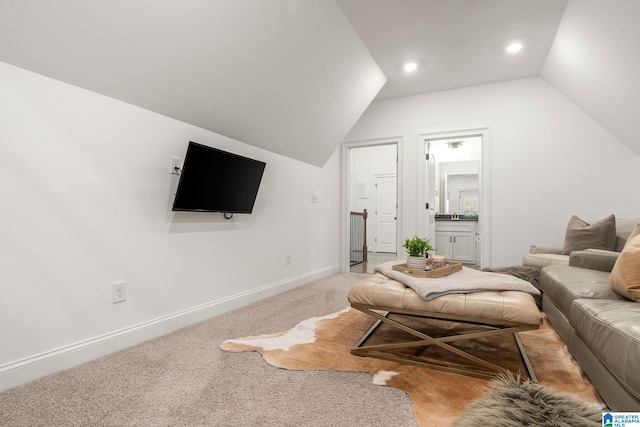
[[610, 224, 640, 302], [561, 214, 616, 255]]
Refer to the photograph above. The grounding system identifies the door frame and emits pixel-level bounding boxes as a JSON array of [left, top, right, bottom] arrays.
[[417, 128, 492, 267], [341, 136, 402, 272]]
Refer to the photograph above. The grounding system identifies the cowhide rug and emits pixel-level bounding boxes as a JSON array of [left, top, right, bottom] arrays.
[[220, 308, 602, 426]]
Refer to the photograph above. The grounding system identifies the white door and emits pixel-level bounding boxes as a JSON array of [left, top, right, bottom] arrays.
[[375, 175, 397, 253]]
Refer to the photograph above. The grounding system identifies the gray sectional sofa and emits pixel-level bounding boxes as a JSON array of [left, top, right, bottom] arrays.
[[541, 249, 640, 410]]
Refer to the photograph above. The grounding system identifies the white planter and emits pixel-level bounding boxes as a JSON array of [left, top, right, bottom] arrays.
[[406, 255, 427, 270]]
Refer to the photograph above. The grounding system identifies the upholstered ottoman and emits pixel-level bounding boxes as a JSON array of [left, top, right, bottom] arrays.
[[348, 272, 542, 380]]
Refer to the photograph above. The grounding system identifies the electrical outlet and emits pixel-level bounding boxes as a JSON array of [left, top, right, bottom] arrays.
[[312, 194, 319, 203], [170, 156, 181, 175], [112, 281, 126, 304], [285, 253, 291, 265]]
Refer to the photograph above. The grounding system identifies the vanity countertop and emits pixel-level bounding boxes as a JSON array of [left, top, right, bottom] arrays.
[[435, 214, 478, 221]]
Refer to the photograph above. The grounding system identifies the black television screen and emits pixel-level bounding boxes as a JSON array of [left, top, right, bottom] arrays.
[[172, 141, 266, 214]]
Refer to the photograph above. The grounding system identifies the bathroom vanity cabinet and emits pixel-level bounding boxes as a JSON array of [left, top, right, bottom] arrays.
[[434, 220, 476, 264]]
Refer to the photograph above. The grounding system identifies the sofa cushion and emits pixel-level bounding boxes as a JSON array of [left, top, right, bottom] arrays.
[[540, 265, 625, 318], [522, 253, 569, 268], [570, 299, 640, 400], [562, 214, 617, 255], [610, 225, 640, 302], [569, 249, 620, 272]]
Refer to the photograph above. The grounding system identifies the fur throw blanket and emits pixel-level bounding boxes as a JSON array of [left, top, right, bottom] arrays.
[[482, 265, 542, 309], [453, 374, 602, 426]]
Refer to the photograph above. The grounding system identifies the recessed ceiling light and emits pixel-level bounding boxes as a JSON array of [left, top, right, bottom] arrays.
[[506, 43, 523, 53], [403, 62, 418, 72]]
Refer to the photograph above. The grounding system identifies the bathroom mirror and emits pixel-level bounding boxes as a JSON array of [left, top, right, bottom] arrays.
[[438, 161, 479, 214], [444, 171, 478, 214]]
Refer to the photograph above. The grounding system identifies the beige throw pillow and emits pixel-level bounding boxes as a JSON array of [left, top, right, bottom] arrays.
[[610, 225, 640, 302], [561, 214, 616, 255]]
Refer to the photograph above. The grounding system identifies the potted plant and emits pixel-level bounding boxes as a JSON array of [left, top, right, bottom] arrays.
[[402, 235, 434, 270]]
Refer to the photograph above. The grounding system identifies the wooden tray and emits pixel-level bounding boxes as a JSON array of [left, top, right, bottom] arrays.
[[392, 262, 463, 278]]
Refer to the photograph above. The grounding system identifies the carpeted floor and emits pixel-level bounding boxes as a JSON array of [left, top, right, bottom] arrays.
[[0, 273, 419, 427]]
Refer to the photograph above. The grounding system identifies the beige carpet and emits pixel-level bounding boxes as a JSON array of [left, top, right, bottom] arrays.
[[222, 307, 604, 426], [0, 273, 420, 426]]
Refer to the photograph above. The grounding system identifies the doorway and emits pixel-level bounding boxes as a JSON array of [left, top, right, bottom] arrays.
[[420, 128, 491, 267], [345, 142, 399, 273]]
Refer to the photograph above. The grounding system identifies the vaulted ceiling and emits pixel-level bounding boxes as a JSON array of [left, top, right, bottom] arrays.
[[336, 0, 568, 99], [0, 0, 638, 165]]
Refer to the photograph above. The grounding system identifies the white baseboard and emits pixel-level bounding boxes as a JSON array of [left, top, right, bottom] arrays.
[[0, 265, 339, 392]]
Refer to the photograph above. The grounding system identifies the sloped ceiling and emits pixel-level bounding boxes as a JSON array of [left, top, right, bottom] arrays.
[[337, 0, 568, 99], [541, 0, 640, 156], [1, 0, 638, 161], [0, 0, 386, 167]]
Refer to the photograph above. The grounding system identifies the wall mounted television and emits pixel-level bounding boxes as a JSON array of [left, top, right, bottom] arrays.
[[172, 141, 266, 214]]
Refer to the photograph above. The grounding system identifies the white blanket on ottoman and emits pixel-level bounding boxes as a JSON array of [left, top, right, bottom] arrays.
[[375, 261, 541, 301]]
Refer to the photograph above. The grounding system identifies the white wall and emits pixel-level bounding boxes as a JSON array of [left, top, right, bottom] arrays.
[[0, 61, 342, 390], [345, 77, 640, 266], [542, 0, 640, 156]]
